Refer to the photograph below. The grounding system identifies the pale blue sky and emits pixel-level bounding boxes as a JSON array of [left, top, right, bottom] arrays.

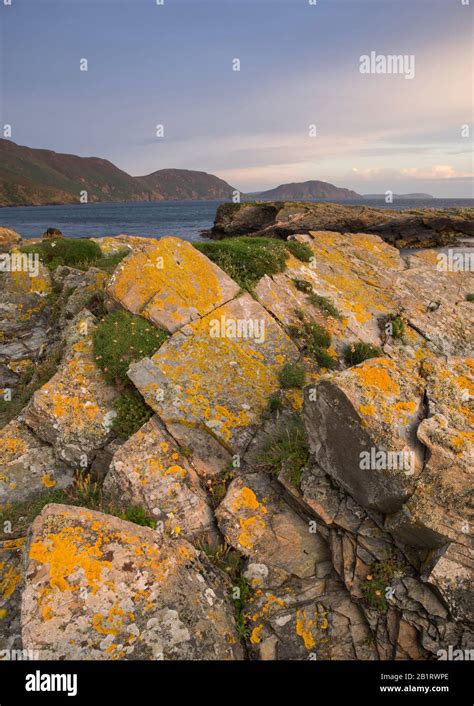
[[1, 0, 473, 196]]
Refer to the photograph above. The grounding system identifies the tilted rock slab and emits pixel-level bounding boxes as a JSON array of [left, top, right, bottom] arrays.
[[216, 473, 375, 660], [23, 311, 118, 466], [395, 261, 474, 356], [107, 236, 240, 333], [0, 261, 52, 389], [256, 231, 404, 350], [128, 294, 299, 458], [21, 504, 243, 660], [103, 416, 216, 543], [0, 419, 73, 507], [304, 357, 426, 514]]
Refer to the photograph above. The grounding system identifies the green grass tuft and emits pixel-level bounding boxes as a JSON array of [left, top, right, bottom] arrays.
[[284, 240, 313, 262], [93, 310, 167, 385], [111, 390, 154, 438], [260, 417, 309, 490], [292, 278, 313, 294], [343, 342, 382, 367], [194, 237, 289, 289], [466, 293, 474, 302], [278, 362, 306, 389], [308, 292, 341, 318]]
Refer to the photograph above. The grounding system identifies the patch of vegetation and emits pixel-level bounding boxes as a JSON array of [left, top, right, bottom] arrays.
[[278, 362, 306, 389], [92, 250, 129, 274], [292, 278, 313, 294], [21, 238, 102, 269], [194, 237, 289, 289], [201, 542, 244, 583], [361, 558, 404, 613], [387, 315, 406, 340], [200, 541, 251, 639], [343, 342, 382, 367], [0, 473, 156, 540], [285, 240, 313, 262], [111, 390, 154, 438], [205, 465, 236, 509], [466, 293, 474, 302], [93, 310, 167, 385], [21, 238, 129, 274], [233, 575, 253, 639], [308, 292, 341, 319], [288, 316, 337, 370], [268, 390, 284, 413], [260, 417, 309, 490]]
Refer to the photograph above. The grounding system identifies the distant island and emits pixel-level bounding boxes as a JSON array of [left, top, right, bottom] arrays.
[[363, 193, 434, 200], [0, 139, 437, 208], [247, 180, 360, 201]]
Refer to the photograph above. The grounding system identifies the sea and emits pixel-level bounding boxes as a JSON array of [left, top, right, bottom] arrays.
[[0, 198, 472, 242]]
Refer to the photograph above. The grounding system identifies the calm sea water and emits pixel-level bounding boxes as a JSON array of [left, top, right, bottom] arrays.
[[0, 198, 472, 241]]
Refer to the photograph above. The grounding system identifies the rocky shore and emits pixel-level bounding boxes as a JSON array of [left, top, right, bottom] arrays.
[[204, 201, 474, 249], [0, 212, 472, 661]]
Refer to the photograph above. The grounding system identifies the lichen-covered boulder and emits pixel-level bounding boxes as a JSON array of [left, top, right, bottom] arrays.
[[216, 472, 329, 582], [395, 261, 473, 356], [0, 260, 52, 388], [0, 227, 21, 253], [23, 311, 118, 466], [107, 236, 240, 333], [304, 357, 425, 513], [21, 504, 243, 660], [386, 357, 472, 548], [104, 416, 216, 543], [0, 537, 26, 656], [128, 294, 299, 458], [216, 472, 376, 660], [255, 231, 404, 351], [0, 419, 73, 506]]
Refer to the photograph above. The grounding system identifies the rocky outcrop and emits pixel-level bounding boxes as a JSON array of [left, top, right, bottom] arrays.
[[0, 537, 25, 656], [21, 504, 243, 659], [206, 202, 474, 248], [0, 226, 471, 662]]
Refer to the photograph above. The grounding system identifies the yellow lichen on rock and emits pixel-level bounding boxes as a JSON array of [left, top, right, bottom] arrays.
[[107, 237, 240, 332]]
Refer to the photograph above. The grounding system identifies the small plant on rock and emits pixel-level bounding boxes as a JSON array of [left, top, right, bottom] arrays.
[[284, 240, 313, 262], [111, 390, 154, 438], [466, 293, 474, 302], [308, 292, 341, 319], [292, 278, 313, 294], [343, 342, 382, 367], [278, 362, 306, 389], [261, 417, 309, 489]]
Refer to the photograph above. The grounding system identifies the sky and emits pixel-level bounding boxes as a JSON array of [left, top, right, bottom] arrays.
[[0, 0, 473, 197]]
